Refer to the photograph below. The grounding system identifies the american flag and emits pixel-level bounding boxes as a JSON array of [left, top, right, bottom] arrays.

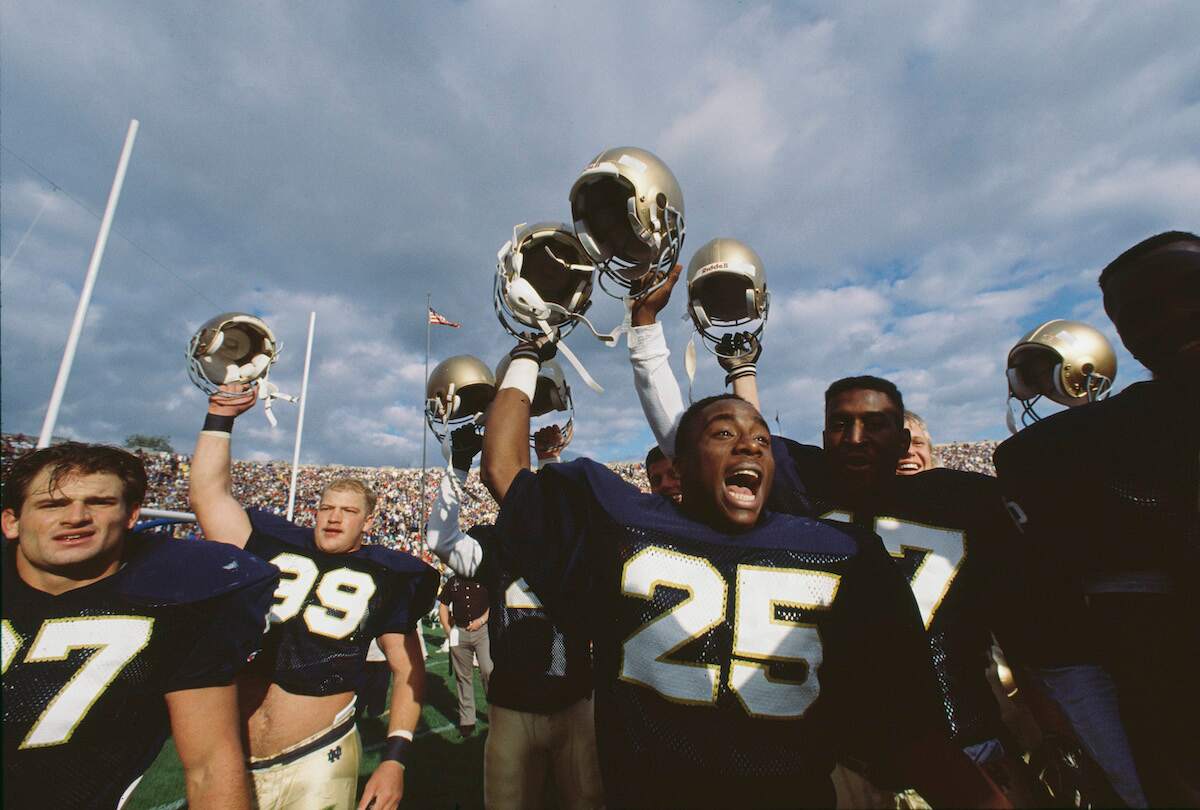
[[428, 307, 460, 328]]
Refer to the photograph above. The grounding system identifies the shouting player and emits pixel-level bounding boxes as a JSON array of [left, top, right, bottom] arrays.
[[426, 423, 602, 810], [189, 385, 438, 810], [994, 231, 1200, 806], [3, 443, 277, 809], [481, 340, 1006, 808], [625, 266, 1029, 804]]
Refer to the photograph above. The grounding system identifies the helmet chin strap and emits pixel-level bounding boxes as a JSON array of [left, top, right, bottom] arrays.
[[536, 317, 604, 394], [258, 375, 297, 428]]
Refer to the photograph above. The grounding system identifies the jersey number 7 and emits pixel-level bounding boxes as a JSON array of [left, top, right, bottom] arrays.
[[3, 616, 154, 748]]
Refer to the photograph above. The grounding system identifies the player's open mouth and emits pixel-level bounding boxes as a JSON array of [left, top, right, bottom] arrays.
[[723, 466, 762, 507], [897, 461, 921, 472], [53, 530, 95, 543]]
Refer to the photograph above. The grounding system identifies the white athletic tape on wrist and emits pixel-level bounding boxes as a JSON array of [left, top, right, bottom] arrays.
[[499, 356, 539, 401]]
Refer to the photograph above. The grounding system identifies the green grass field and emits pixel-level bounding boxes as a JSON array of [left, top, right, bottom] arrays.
[[126, 623, 490, 809]]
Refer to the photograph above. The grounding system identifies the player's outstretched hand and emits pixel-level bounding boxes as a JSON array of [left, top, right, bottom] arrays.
[[358, 760, 404, 810], [450, 425, 484, 471], [630, 263, 683, 327], [207, 382, 258, 418], [534, 425, 564, 460]]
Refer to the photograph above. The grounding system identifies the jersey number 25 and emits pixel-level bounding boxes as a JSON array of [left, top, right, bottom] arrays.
[[619, 548, 839, 719]]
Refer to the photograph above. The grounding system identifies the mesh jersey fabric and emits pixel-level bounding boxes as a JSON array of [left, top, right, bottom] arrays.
[[493, 458, 946, 808], [770, 439, 1016, 750], [245, 509, 438, 696], [462, 524, 593, 713], [2, 536, 277, 809]]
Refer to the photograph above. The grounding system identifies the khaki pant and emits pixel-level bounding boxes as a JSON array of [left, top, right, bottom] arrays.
[[249, 709, 361, 810], [450, 625, 493, 726], [485, 697, 605, 810]]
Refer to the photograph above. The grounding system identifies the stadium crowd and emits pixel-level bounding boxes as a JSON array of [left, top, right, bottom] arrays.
[[1, 433, 659, 565], [1, 431, 994, 548]]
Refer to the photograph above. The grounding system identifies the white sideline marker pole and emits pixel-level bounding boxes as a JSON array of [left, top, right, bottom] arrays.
[[286, 311, 317, 521], [38, 119, 139, 448]]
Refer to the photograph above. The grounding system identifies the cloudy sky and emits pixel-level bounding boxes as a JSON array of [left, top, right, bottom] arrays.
[[2, 1, 1197, 467]]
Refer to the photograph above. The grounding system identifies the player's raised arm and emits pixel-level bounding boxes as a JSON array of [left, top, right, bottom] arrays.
[[166, 685, 253, 810], [716, 332, 762, 413], [482, 343, 541, 503], [425, 425, 485, 577], [357, 631, 426, 810], [189, 383, 255, 546], [628, 264, 686, 457]]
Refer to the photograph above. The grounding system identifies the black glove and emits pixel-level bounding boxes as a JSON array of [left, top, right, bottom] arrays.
[[716, 332, 762, 386], [509, 336, 557, 365], [450, 425, 484, 471]]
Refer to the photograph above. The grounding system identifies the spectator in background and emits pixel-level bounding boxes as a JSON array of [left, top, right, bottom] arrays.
[[438, 574, 494, 738]]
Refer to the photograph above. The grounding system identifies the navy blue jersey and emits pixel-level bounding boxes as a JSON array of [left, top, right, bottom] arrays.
[[769, 439, 1015, 749], [245, 509, 438, 696], [494, 458, 945, 808], [3, 536, 277, 810], [468, 524, 593, 714], [994, 380, 1200, 591]]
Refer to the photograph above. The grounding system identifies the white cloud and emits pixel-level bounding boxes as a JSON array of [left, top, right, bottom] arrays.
[[2, 0, 1192, 465]]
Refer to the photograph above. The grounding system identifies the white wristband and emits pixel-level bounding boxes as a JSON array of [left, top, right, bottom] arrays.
[[499, 356, 539, 401]]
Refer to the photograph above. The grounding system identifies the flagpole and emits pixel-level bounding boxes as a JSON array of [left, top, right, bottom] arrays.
[[419, 292, 431, 542]]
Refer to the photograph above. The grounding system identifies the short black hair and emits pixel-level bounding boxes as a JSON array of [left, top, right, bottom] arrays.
[[645, 445, 667, 469], [1099, 231, 1200, 290], [824, 376, 905, 429], [674, 394, 751, 458], [2, 443, 148, 516]]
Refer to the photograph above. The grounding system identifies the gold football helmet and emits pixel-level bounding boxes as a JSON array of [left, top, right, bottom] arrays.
[[1006, 319, 1117, 430], [187, 312, 295, 425], [494, 222, 596, 341], [686, 238, 769, 358], [425, 355, 497, 446], [569, 146, 685, 298], [494, 222, 608, 393]]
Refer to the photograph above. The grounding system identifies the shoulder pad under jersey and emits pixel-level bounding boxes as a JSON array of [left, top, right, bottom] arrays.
[[355, 543, 439, 579], [545, 457, 863, 556], [246, 507, 315, 550], [891, 467, 1008, 527], [117, 534, 279, 606]]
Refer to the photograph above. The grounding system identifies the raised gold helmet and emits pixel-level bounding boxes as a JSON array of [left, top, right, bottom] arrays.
[[425, 355, 497, 445], [569, 146, 685, 298], [686, 238, 769, 357]]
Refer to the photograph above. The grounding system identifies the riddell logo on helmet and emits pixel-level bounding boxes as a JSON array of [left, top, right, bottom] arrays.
[[698, 262, 729, 276]]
